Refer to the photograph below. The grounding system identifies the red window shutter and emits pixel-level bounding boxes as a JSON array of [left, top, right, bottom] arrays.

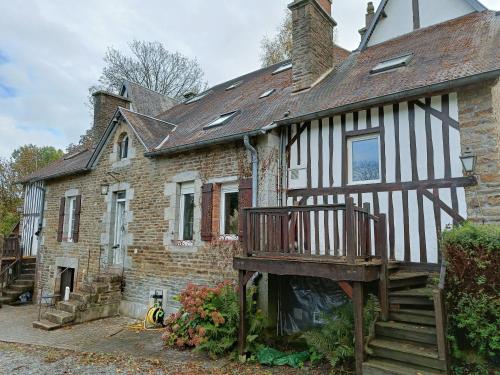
[[72, 195, 82, 243], [238, 178, 253, 241], [57, 197, 65, 242], [201, 184, 213, 241]]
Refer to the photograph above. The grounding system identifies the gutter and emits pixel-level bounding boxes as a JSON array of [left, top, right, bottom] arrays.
[[144, 128, 266, 157], [276, 69, 500, 126]]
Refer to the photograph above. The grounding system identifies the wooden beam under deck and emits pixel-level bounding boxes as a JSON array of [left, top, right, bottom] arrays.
[[233, 256, 382, 282]]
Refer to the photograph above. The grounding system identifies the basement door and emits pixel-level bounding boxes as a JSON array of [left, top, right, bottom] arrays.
[[112, 191, 126, 266]]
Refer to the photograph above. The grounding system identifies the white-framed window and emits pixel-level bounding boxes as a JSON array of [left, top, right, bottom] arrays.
[[63, 196, 77, 242], [178, 182, 195, 241], [119, 135, 129, 159], [112, 191, 126, 265], [347, 133, 381, 185], [220, 183, 239, 238]]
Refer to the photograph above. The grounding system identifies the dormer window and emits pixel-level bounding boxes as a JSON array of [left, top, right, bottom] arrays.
[[118, 134, 129, 159], [203, 111, 239, 130]]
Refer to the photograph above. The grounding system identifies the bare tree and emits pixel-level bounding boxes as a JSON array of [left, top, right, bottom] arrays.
[[93, 40, 207, 98], [260, 12, 293, 67]]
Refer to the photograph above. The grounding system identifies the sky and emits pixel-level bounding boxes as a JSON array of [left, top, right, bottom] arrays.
[[0, 0, 498, 158]]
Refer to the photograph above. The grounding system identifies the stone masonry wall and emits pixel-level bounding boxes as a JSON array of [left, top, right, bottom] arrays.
[[458, 79, 500, 223], [36, 119, 277, 318]]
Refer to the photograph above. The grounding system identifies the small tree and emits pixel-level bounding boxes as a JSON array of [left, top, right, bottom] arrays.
[[260, 12, 293, 67]]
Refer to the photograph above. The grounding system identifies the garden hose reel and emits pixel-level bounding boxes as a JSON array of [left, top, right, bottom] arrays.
[[144, 290, 166, 329]]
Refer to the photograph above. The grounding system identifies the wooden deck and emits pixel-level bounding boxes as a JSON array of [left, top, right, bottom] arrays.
[[234, 198, 391, 374]]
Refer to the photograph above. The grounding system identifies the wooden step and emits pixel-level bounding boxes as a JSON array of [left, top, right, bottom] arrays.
[[368, 338, 445, 370], [390, 308, 436, 326], [390, 288, 434, 307], [44, 310, 75, 325], [389, 272, 429, 290], [2, 289, 21, 298], [363, 358, 445, 375], [32, 319, 61, 331], [375, 321, 437, 345], [0, 296, 14, 304]]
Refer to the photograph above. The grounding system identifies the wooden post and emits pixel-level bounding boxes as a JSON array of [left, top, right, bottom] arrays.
[[378, 214, 389, 321], [434, 289, 448, 361], [353, 281, 365, 375], [242, 209, 248, 256], [346, 197, 356, 264], [238, 270, 247, 357]]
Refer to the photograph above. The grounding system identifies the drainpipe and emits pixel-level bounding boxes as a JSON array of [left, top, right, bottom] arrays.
[[243, 135, 258, 207]]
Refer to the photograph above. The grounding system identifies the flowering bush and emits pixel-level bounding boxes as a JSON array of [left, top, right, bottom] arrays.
[[162, 280, 265, 358]]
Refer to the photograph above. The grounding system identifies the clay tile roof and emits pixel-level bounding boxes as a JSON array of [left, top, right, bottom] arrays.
[[123, 81, 178, 117], [286, 11, 500, 120]]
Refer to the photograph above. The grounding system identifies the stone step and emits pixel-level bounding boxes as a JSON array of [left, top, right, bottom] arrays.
[[12, 279, 34, 287], [8, 284, 33, 294], [376, 321, 437, 345], [368, 338, 445, 370], [363, 358, 445, 375], [389, 272, 429, 290], [389, 308, 436, 326], [2, 289, 21, 298], [57, 300, 81, 314], [32, 319, 61, 331], [0, 296, 14, 304], [69, 292, 96, 304], [44, 310, 75, 325]]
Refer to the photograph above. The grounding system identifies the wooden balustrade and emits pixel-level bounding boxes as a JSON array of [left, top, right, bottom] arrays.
[[242, 197, 386, 264]]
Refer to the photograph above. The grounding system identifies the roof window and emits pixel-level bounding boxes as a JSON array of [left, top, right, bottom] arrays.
[[204, 111, 239, 129], [370, 54, 413, 74], [185, 90, 211, 104], [259, 89, 276, 99], [225, 80, 243, 91], [272, 62, 292, 75]]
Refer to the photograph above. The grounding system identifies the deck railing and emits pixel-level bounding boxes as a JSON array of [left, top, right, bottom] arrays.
[[242, 197, 387, 265], [2, 236, 21, 258], [0, 236, 22, 297]]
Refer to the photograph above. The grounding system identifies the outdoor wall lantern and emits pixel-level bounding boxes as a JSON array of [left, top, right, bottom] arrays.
[[460, 148, 477, 175], [100, 183, 110, 196]]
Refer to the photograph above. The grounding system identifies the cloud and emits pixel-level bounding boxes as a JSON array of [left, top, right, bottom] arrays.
[[0, 0, 497, 159]]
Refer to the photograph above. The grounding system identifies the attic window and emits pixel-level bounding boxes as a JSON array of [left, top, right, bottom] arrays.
[[204, 111, 238, 129], [259, 89, 276, 99], [185, 90, 211, 104], [370, 54, 413, 74], [272, 63, 292, 75], [225, 81, 243, 91]]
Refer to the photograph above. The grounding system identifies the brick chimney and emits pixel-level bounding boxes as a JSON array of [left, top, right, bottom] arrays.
[[359, 2, 375, 38], [288, 0, 337, 92], [92, 91, 130, 145]]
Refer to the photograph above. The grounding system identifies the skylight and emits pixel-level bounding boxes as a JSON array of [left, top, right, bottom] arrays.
[[259, 89, 276, 99], [370, 54, 413, 74], [185, 90, 211, 104], [225, 80, 243, 91], [272, 63, 292, 75], [204, 111, 238, 129]]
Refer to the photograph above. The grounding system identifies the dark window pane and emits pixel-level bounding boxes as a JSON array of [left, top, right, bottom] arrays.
[[224, 192, 239, 234], [183, 193, 194, 240], [351, 137, 380, 182]]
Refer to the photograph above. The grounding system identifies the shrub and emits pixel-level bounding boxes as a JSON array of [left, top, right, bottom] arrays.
[[302, 294, 379, 368], [442, 222, 500, 371], [162, 280, 265, 358]]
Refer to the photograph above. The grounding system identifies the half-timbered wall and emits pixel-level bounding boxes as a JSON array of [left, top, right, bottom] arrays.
[[283, 93, 471, 264], [21, 181, 44, 256]]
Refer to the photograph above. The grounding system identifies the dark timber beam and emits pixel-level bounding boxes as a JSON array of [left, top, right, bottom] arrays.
[[353, 282, 365, 375], [233, 257, 381, 282]]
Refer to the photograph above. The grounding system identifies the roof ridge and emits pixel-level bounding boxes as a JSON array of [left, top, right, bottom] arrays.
[[119, 107, 177, 128]]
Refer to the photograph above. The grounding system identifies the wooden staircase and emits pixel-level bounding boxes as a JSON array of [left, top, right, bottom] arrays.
[[363, 271, 448, 375], [0, 258, 36, 306]]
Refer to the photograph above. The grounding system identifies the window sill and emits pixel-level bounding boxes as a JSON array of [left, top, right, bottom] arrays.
[[218, 235, 239, 241]]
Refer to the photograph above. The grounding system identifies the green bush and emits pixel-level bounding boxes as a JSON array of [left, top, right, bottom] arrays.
[[162, 281, 265, 358], [442, 222, 500, 371], [302, 294, 379, 369]]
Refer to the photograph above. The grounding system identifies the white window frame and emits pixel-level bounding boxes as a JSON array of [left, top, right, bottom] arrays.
[[119, 135, 129, 159], [178, 182, 195, 241], [219, 183, 239, 239], [113, 191, 127, 265], [347, 133, 382, 185], [63, 196, 77, 242]]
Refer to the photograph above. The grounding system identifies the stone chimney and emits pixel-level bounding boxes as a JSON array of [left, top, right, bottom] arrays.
[[359, 2, 375, 38], [288, 0, 337, 93], [92, 91, 130, 145]]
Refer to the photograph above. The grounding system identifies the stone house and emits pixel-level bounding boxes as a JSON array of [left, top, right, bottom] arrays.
[[11, 0, 500, 373]]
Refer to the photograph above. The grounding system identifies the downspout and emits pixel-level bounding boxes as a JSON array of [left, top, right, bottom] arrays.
[[243, 135, 258, 207]]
